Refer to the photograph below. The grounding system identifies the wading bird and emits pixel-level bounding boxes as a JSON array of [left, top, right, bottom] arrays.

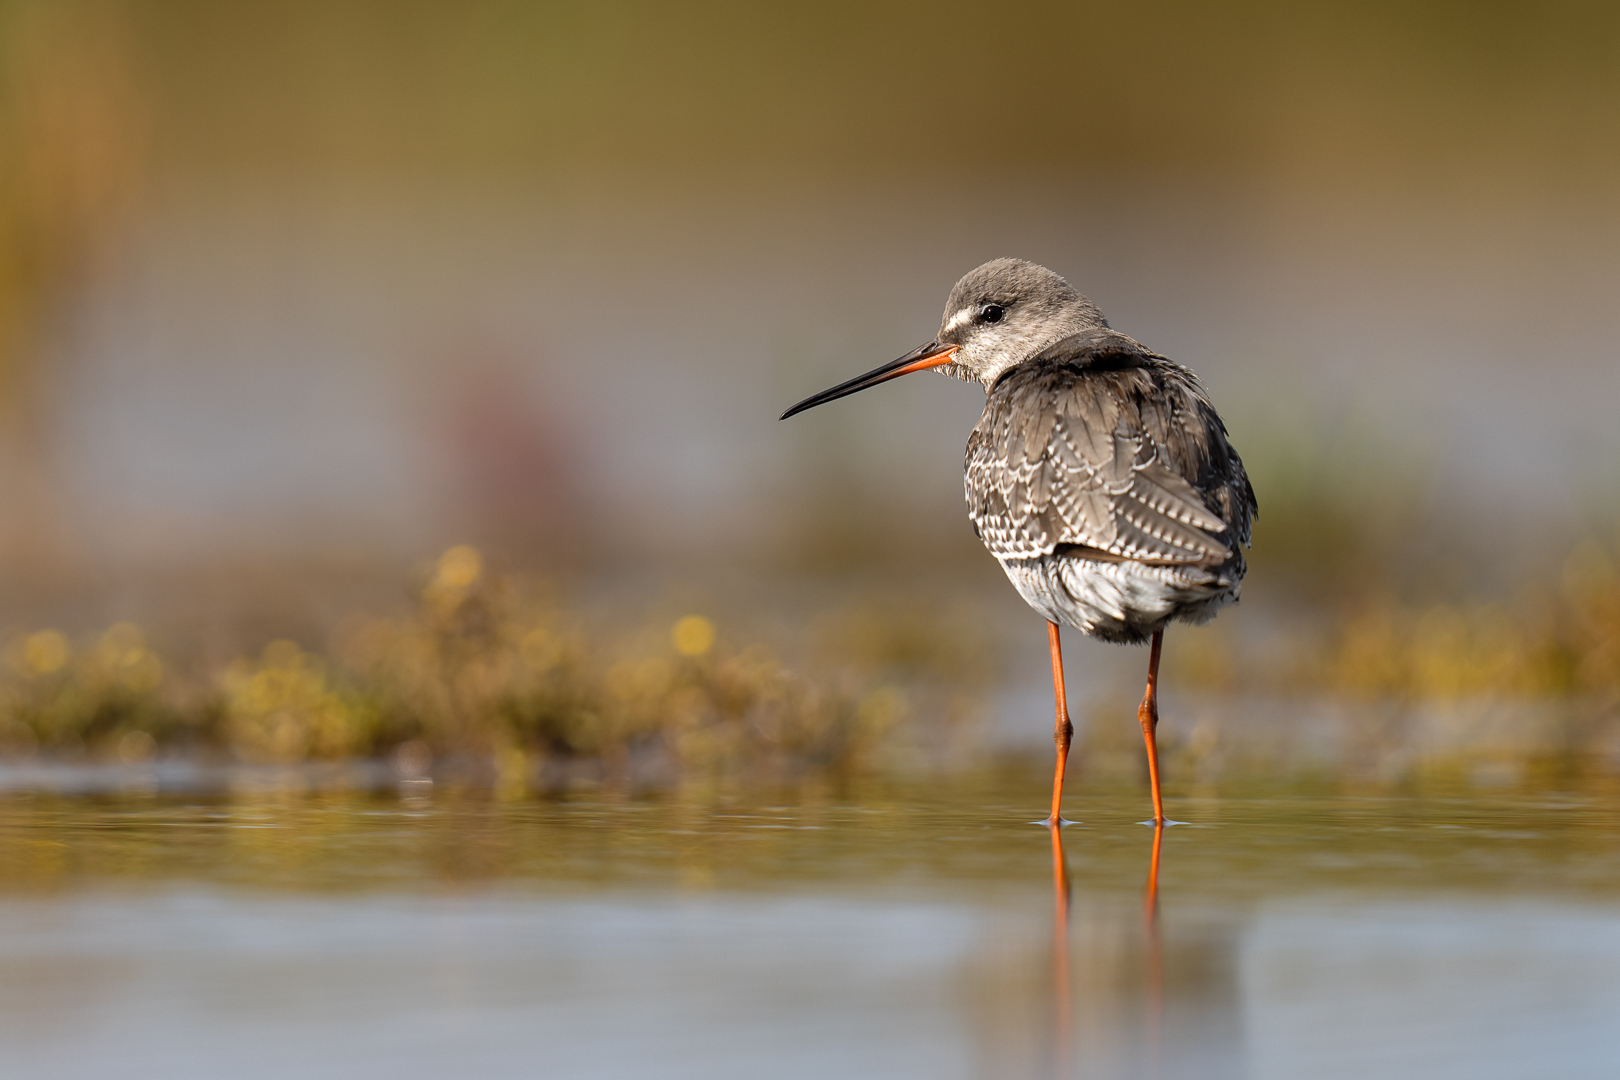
[[782, 259, 1256, 825]]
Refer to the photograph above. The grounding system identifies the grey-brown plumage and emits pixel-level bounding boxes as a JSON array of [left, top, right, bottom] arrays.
[[966, 328, 1256, 643], [780, 257, 1257, 823]]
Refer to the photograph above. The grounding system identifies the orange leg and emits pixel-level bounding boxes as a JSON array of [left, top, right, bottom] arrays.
[[1137, 629, 1166, 825], [1045, 620, 1073, 827]]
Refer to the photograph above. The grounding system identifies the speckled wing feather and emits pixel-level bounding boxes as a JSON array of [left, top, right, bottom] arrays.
[[966, 330, 1257, 566]]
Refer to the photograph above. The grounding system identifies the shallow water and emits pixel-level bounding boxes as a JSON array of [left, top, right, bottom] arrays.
[[0, 766, 1617, 1080]]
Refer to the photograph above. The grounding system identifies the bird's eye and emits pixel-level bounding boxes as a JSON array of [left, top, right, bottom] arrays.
[[981, 304, 1006, 324]]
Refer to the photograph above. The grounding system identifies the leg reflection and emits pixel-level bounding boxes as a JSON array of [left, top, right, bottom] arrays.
[[1144, 820, 1165, 1077], [1035, 818, 1243, 1080], [1049, 823, 1072, 1078]]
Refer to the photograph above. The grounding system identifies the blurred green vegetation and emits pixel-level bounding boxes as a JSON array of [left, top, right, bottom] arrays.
[[2, 0, 1616, 192], [0, 546, 990, 784], [108, 0, 1620, 191], [4, 533, 1618, 783], [1313, 538, 1620, 702], [1157, 485, 1620, 705]]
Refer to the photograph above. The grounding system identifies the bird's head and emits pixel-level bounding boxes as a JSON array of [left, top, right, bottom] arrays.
[[933, 258, 1107, 387], [780, 258, 1107, 420]]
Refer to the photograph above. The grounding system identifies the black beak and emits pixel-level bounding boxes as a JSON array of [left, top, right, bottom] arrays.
[[779, 340, 960, 420]]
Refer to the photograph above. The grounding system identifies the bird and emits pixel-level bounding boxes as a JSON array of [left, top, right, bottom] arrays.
[[781, 258, 1256, 826]]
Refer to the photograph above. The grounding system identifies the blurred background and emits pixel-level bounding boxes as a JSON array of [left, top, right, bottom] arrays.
[[1, 0, 1618, 778]]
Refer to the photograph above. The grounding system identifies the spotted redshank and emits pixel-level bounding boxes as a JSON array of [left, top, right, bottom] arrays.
[[782, 258, 1257, 825]]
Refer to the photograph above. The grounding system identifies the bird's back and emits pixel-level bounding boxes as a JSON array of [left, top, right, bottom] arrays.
[[965, 329, 1257, 643]]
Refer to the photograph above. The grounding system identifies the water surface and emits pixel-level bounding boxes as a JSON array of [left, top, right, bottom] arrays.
[[0, 767, 1616, 1079]]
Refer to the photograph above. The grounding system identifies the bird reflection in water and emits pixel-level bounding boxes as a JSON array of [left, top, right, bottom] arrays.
[[1143, 821, 1166, 1077], [1048, 821, 1166, 1079], [1049, 824, 1073, 1075]]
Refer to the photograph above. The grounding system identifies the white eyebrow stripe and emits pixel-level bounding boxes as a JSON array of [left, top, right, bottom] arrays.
[[943, 307, 976, 332]]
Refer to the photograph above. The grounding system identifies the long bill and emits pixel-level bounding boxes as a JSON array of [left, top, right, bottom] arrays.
[[779, 340, 960, 420]]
